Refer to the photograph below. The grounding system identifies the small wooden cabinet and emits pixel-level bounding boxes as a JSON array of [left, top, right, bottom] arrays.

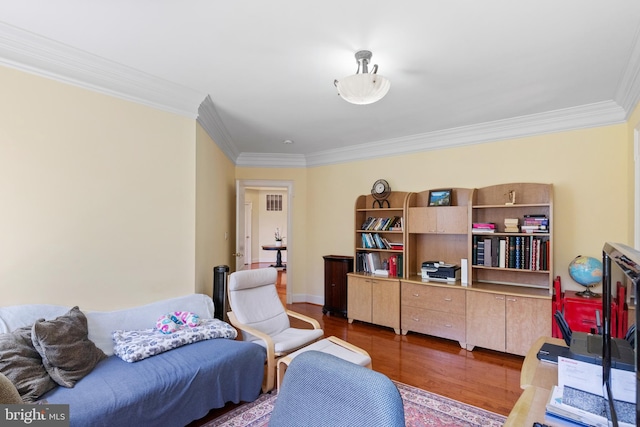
[[401, 281, 466, 347], [407, 205, 468, 234], [347, 274, 400, 334], [322, 255, 353, 317], [466, 288, 551, 356]]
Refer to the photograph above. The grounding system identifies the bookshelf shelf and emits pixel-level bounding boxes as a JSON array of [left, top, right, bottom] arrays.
[[472, 265, 550, 274]]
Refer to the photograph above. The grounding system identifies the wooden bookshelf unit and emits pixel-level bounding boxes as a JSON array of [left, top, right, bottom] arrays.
[[347, 183, 554, 354]]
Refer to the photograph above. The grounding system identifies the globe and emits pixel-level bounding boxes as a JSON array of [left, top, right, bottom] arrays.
[[568, 255, 603, 297]]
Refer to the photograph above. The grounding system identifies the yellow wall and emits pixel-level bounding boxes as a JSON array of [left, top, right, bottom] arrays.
[[0, 65, 197, 310], [195, 123, 237, 297]]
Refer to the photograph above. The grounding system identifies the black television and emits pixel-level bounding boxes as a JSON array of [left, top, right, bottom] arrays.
[[602, 242, 640, 426]]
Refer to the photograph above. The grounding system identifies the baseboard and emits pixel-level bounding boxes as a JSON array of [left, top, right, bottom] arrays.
[[291, 294, 323, 305]]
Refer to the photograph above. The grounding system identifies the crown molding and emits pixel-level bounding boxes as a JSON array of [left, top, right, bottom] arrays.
[[197, 96, 240, 162], [236, 152, 307, 168], [0, 22, 205, 118], [302, 100, 626, 167]]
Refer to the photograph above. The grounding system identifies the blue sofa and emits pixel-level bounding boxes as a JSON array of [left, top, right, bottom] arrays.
[[0, 294, 266, 427]]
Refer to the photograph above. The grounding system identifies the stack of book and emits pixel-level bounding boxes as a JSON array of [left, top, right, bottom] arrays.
[[521, 214, 549, 233], [357, 252, 403, 277], [545, 357, 635, 427], [387, 242, 404, 251], [504, 218, 519, 233], [471, 223, 496, 233]]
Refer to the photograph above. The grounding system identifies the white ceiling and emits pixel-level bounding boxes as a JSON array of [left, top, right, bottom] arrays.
[[2, 1, 640, 167]]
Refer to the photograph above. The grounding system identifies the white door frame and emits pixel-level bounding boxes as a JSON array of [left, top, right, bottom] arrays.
[[236, 179, 294, 304], [634, 127, 640, 249], [245, 202, 252, 265]]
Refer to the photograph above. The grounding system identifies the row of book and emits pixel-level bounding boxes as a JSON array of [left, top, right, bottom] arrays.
[[360, 216, 403, 231], [473, 235, 549, 270], [356, 252, 403, 277], [361, 233, 404, 250], [471, 215, 549, 234]]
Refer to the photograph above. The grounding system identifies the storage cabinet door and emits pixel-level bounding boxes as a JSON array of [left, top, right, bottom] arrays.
[[466, 291, 506, 352], [407, 207, 437, 233], [506, 296, 551, 356], [347, 276, 372, 323], [436, 206, 468, 234], [372, 279, 400, 332]]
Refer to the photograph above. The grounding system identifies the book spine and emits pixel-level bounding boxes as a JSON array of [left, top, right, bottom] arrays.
[[472, 235, 478, 265], [477, 240, 485, 266], [499, 239, 506, 268], [483, 238, 492, 267]]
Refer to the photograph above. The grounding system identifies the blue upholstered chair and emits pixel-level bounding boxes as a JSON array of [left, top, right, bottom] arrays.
[[269, 351, 405, 427]]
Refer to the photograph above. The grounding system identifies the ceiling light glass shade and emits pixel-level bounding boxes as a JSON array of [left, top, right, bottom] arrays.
[[335, 73, 391, 105]]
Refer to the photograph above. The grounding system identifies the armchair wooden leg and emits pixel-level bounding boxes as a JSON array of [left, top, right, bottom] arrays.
[[262, 359, 276, 393]]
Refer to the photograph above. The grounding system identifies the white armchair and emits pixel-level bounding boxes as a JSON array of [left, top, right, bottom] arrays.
[[227, 268, 324, 392]]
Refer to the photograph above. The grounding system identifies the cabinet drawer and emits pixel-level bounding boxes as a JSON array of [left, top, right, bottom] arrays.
[[402, 306, 465, 342], [401, 282, 465, 314]]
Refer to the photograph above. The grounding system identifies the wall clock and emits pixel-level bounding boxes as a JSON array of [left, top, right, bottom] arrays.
[[371, 179, 391, 208]]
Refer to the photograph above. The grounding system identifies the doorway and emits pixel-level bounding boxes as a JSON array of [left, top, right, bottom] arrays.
[[236, 179, 293, 304]]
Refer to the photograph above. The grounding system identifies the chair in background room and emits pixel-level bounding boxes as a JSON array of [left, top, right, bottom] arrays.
[[227, 267, 324, 392], [269, 351, 405, 427]]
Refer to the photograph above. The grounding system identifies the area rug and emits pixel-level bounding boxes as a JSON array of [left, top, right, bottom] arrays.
[[206, 381, 506, 426]]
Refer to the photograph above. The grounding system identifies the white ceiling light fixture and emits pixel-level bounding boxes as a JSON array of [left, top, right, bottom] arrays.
[[334, 50, 390, 105]]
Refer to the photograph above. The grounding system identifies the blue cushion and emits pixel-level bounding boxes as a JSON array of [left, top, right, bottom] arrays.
[[270, 351, 405, 427]]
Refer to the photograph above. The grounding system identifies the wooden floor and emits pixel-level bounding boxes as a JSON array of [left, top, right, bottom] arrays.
[[188, 265, 524, 425]]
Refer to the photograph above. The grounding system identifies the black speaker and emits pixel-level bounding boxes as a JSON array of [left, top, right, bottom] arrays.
[[213, 265, 230, 321]]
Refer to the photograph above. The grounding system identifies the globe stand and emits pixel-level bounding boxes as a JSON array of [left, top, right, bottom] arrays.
[[575, 286, 601, 298]]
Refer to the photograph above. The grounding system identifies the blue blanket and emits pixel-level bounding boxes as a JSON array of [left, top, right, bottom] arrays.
[[41, 338, 266, 427]]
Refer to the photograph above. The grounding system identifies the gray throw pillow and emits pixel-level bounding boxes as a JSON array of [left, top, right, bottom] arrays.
[[0, 325, 57, 402], [31, 306, 107, 388]]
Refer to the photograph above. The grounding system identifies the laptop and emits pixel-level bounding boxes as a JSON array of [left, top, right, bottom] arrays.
[[569, 331, 635, 371]]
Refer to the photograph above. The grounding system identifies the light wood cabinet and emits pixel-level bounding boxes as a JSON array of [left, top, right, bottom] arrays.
[[407, 206, 468, 234], [466, 289, 551, 356], [466, 291, 506, 352], [347, 274, 400, 334], [505, 295, 551, 355], [401, 281, 466, 347]]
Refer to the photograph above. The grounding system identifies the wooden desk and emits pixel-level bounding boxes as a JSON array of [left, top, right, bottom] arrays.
[[262, 245, 286, 269], [505, 336, 566, 426]]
